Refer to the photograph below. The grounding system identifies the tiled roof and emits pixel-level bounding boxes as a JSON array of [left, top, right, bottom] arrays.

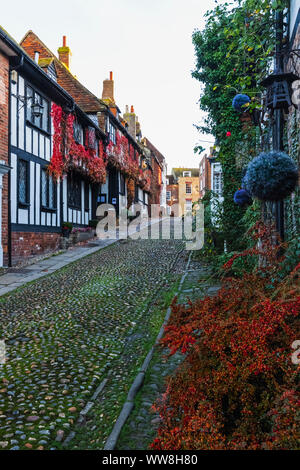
[[143, 137, 165, 166], [172, 167, 199, 178], [20, 31, 104, 113]]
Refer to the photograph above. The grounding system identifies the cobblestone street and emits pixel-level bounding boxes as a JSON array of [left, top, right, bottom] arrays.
[[117, 260, 220, 450], [0, 237, 187, 450]]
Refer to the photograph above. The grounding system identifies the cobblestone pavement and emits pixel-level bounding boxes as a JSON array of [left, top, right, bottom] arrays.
[[0, 236, 187, 450], [117, 259, 220, 450]]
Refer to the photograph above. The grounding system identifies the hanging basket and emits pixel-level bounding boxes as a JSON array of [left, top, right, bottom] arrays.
[[233, 189, 253, 207], [232, 94, 251, 112], [244, 151, 298, 201]]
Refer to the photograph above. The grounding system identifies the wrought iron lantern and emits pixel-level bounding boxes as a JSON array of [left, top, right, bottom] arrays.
[[261, 71, 299, 112], [31, 99, 44, 119]]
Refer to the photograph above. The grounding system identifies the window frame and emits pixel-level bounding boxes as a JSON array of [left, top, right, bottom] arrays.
[[185, 183, 192, 194], [109, 123, 116, 144], [119, 173, 126, 195], [17, 158, 30, 208], [84, 180, 89, 211], [41, 167, 57, 212], [25, 84, 50, 134], [67, 173, 82, 210], [73, 120, 84, 145]]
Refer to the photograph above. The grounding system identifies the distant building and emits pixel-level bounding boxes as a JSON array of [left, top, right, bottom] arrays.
[[141, 137, 167, 215], [199, 148, 223, 200], [167, 168, 200, 216], [166, 175, 179, 215]]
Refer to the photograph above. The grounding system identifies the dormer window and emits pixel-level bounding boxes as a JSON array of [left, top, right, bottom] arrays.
[[47, 62, 57, 82], [183, 171, 191, 177]]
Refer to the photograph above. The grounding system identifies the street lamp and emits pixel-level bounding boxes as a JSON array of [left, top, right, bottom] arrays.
[[260, 10, 299, 241], [261, 71, 299, 111], [31, 99, 44, 119]]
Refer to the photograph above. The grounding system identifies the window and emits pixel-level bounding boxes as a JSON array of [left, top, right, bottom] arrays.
[[183, 171, 191, 177], [186, 183, 192, 194], [73, 121, 84, 144], [41, 168, 56, 210], [26, 85, 49, 133], [109, 123, 116, 144], [120, 173, 126, 195], [18, 159, 29, 206], [48, 62, 57, 82], [86, 127, 96, 149], [68, 173, 82, 209], [84, 181, 89, 211], [213, 173, 222, 196], [166, 191, 171, 201], [185, 199, 193, 210]]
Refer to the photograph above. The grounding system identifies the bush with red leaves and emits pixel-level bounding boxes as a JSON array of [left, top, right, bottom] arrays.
[[151, 222, 300, 450]]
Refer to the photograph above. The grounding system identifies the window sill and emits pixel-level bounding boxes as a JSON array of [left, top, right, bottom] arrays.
[[18, 202, 30, 209], [26, 120, 51, 136], [41, 206, 57, 213]]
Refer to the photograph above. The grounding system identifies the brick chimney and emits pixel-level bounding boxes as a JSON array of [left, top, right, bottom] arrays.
[[58, 36, 71, 69], [123, 105, 136, 139], [102, 71, 115, 104]]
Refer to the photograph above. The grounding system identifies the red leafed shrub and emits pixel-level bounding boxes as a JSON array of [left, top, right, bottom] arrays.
[[106, 133, 140, 181], [49, 103, 107, 183], [151, 222, 300, 450]]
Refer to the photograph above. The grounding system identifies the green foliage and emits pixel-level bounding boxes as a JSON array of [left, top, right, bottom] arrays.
[[88, 219, 99, 229], [62, 221, 73, 230], [192, 0, 288, 254]]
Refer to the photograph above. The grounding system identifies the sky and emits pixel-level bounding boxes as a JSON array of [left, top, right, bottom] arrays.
[[1, 0, 217, 172]]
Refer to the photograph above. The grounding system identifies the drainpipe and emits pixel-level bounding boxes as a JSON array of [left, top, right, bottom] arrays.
[[8, 67, 13, 267]]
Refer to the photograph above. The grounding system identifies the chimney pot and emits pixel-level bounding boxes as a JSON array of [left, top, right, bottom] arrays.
[[131, 105, 134, 113], [102, 73, 114, 102], [58, 36, 71, 69]]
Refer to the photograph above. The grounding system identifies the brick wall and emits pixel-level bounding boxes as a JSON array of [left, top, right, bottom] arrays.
[[149, 156, 161, 207], [0, 52, 9, 265], [11, 231, 61, 266]]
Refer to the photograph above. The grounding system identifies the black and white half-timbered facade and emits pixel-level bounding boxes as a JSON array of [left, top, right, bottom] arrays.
[[1, 29, 106, 265]]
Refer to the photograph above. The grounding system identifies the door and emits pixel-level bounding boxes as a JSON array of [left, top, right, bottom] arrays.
[[108, 167, 119, 216]]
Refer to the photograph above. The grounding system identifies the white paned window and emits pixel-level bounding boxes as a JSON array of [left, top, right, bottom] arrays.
[[213, 173, 222, 196], [186, 183, 192, 194]]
